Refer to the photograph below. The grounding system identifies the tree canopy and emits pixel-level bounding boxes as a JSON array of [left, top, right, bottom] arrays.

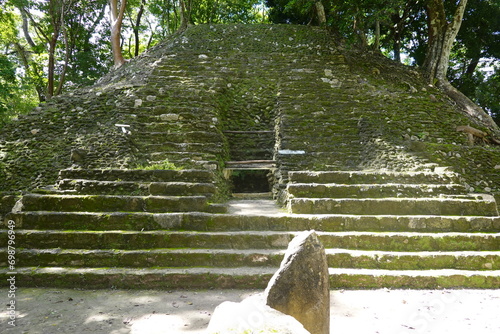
[[0, 0, 498, 126]]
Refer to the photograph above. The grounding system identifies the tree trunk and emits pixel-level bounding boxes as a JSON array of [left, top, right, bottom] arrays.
[[390, 1, 418, 63], [465, 56, 480, 77], [47, 0, 64, 99], [393, 39, 401, 63], [47, 35, 58, 99], [20, 10, 37, 49], [55, 14, 71, 96], [423, 0, 467, 83], [314, 0, 327, 25], [374, 19, 380, 50], [353, 7, 368, 47], [109, 0, 127, 68], [423, 0, 499, 132], [14, 42, 45, 102], [179, 0, 192, 32], [133, 0, 146, 57]]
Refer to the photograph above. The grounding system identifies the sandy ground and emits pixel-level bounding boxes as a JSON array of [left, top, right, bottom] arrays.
[[1, 288, 499, 334]]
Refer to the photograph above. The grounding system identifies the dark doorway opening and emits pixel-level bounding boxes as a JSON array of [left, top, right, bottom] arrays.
[[230, 169, 271, 193]]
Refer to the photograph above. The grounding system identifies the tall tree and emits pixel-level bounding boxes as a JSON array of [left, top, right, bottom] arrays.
[[190, 0, 265, 24], [109, 0, 127, 67], [46, 0, 75, 98], [128, 0, 147, 57], [179, 0, 192, 31], [423, 0, 467, 84], [423, 0, 497, 130], [148, 0, 181, 37], [387, 0, 420, 62], [10, 0, 74, 100], [266, 0, 327, 25], [448, 0, 500, 105], [64, 0, 110, 88]]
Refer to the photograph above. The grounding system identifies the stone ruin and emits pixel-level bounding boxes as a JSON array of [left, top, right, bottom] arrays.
[[0, 24, 499, 291]]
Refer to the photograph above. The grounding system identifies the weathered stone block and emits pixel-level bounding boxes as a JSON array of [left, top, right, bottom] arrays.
[[265, 230, 330, 334]]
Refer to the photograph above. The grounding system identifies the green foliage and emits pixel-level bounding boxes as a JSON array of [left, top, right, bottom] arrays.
[[0, 55, 17, 114], [0, 7, 38, 125], [135, 159, 180, 170], [446, 0, 500, 125], [266, 0, 313, 24], [476, 68, 500, 125], [191, 0, 266, 24]]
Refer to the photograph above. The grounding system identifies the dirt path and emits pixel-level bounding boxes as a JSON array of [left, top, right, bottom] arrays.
[[1, 288, 499, 333], [227, 199, 288, 216]]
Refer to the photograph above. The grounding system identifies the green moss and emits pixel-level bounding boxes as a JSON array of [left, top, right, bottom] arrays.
[[135, 160, 180, 170]]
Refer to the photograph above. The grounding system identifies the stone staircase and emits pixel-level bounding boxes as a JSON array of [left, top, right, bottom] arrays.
[[2, 167, 499, 289], [284, 169, 500, 288], [287, 170, 498, 215], [1, 24, 499, 290]]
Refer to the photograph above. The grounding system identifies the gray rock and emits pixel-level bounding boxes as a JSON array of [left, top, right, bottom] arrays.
[[70, 149, 87, 164], [206, 294, 310, 334], [265, 230, 330, 334]]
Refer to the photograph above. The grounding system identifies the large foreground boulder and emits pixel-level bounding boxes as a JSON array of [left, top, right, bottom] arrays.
[[265, 230, 330, 334]]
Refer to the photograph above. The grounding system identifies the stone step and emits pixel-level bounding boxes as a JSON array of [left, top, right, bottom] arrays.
[[135, 115, 216, 127], [288, 170, 460, 185], [139, 122, 212, 132], [277, 152, 363, 168], [277, 150, 359, 160], [57, 180, 216, 197], [0, 267, 275, 289], [289, 196, 498, 216], [3, 230, 497, 252], [58, 169, 214, 183], [225, 160, 277, 170], [138, 142, 224, 154], [151, 159, 219, 171], [145, 151, 218, 162], [0, 230, 293, 250], [149, 182, 216, 196], [228, 148, 274, 161], [134, 106, 217, 119], [139, 93, 216, 104], [287, 183, 467, 198], [279, 141, 362, 152], [9, 212, 500, 233], [140, 154, 219, 170], [19, 194, 210, 213], [2, 248, 497, 271], [134, 131, 223, 143], [57, 179, 150, 195], [326, 249, 500, 270], [328, 268, 500, 289], [318, 231, 500, 252], [280, 132, 361, 141], [0, 248, 284, 268], [1, 266, 499, 289]]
